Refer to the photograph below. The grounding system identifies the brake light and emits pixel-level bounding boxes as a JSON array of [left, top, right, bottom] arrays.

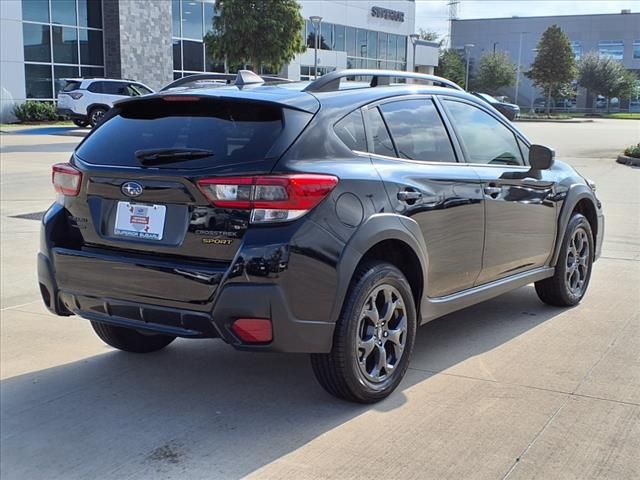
[[52, 163, 82, 196], [68, 92, 83, 100], [197, 174, 338, 223]]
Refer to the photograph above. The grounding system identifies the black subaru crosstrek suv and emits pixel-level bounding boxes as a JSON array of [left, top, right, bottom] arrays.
[[39, 70, 604, 403]]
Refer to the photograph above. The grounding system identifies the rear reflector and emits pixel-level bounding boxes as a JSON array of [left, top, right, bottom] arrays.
[[52, 163, 82, 196], [231, 318, 273, 343], [162, 95, 201, 102], [197, 174, 338, 224]]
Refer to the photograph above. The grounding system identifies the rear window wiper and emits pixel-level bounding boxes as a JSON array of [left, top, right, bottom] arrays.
[[135, 148, 214, 165]]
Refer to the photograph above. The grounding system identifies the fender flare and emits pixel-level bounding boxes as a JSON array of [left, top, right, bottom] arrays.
[[328, 213, 429, 323], [550, 184, 598, 266]]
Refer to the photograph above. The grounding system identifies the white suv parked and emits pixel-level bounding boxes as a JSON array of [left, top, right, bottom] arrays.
[[56, 78, 154, 127]]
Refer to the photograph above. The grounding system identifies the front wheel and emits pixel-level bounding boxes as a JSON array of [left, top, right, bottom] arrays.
[[91, 321, 176, 353], [311, 262, 417, 403], [535, 213, 594, 306]]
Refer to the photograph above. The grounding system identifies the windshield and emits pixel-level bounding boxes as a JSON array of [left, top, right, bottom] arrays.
[[75, 100, 284, 169], [477, 93, 499, 103]]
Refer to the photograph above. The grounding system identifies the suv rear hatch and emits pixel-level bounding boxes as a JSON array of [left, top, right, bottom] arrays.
[[51, 92, 319, 308]]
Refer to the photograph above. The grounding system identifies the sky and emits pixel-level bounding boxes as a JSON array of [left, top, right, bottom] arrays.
[[415, 0, 639, 39]]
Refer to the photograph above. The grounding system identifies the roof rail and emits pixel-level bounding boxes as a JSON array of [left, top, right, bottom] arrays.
[[303, 69, 464, 93], [159, 71, 291, 92]]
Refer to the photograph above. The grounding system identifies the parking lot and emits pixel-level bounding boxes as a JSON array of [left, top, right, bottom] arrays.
[[1, 119, 639, 479]]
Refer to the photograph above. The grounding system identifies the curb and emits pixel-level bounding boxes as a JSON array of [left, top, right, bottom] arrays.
[[515, 118, 594, 123], [616, 154, 640, 167]]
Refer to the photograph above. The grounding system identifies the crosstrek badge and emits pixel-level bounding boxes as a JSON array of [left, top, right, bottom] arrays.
[[114, 202, 166, 240]]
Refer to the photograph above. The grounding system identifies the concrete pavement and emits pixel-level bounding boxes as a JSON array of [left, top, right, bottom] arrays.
[[1, 120, 638, 479]]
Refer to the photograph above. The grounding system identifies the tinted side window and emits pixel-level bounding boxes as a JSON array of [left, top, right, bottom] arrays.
[[379, 99, 456, 162], [367, 107, 396, 157], [100, 82, 128, 95], [444, 100, 524, 166], [334, 110, 367, 152], [87, 81, 103, 93]]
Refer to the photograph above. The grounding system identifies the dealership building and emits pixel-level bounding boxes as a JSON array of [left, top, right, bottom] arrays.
[[0, 0, 439, 121], [451, 11, 640, 109]]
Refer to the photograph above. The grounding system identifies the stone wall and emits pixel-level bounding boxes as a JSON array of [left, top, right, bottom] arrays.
[[103, 0, 173, 90]]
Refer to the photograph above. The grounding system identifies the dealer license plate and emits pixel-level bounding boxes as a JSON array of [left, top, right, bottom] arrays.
[[114, 202, 166, 240]]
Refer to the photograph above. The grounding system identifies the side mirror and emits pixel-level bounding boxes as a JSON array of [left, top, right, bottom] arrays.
[[529, 144, 555, 170]]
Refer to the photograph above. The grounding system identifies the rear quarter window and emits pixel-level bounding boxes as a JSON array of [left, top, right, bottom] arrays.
[[62, 81, 81, 92], [334, 110, 367, 152]]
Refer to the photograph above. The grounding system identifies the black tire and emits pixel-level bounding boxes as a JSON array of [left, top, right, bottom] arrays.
[[72, 118, 89, 128], [311, 261, 417, 403], [91, 321, 176, 353], [88, 106, 107, 127], [535, 213, 594, 307]]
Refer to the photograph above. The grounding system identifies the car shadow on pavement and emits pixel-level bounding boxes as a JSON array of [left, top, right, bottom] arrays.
[[0, 285, 565, 479]]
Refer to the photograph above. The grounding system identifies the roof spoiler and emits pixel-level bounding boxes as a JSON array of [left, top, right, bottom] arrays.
[[159, 70, 292, 91]]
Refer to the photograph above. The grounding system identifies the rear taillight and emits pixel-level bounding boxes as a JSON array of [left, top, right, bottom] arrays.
[[197, 174, 338, 224], [68, 92, 83, 100], [52, 163, 82, 196]]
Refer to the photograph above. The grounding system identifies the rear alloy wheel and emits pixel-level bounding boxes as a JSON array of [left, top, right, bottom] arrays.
[[91, 321, 176, 353], [311, 262, 416, 403], [535, 213, 594, 306], [88, 107, 107, 127]]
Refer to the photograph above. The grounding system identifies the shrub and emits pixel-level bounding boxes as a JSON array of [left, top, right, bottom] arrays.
[[624, 143, 640, 159], [12, 101, 59, 122]]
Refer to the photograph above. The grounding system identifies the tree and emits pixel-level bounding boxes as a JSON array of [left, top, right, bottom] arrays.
[[204, 0, 306, 74], [417, 28, 443, 47], [435, 49, 465, 87], [578, 52, 639, 112], [526, 25, 577, 115], [474, 51, 517, 95]]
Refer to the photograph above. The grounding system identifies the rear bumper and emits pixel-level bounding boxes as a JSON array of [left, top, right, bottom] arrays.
[[56, 108, 85, 120], [38, 206, 338, 353]]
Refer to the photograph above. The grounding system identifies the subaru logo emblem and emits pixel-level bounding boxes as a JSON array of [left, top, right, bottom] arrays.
[[121, 181, 143, 198]]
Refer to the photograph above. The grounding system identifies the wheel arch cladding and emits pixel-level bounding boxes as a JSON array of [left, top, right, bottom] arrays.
[[331, 214, 428, 323], [552, 185, 599, 266]]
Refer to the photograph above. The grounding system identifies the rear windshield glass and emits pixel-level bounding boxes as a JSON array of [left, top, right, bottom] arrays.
[[62, 81, 81, 92], [75, 99, 284, 168]]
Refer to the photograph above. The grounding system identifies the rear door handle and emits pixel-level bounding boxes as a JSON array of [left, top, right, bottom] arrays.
[[397, 190, 423, 202], [483, 186, 502, 197]]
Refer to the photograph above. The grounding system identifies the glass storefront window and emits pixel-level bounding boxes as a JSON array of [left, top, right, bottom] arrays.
[[78, 0, 102, 28], [183, 40, 204, 71], [52, 26, 78, 64], [54, 65, 79, 94], [334, 25, 345, 52], [25, 64, 52, 99], [51, 0, 77, 26], [357, 29, 367, 58], [181, 0, 203, 40], [367, 31, 378, 59], [173, 40, 182, 70], [571, 41, 582, 61], [321, 22, 332, 50], [79, 29, 103, 65], [172, 0, 181, 37], [81, 66, 104, 77], [23, 23, 51, 63], [633, 40, 640, 59], [22, 0, 49, 23], [346, 27, 356, 57], [397, 36, 406, 62], [387, 34, 397, 62], [378, 32, 388, 61], [204, 2, 216, 34]]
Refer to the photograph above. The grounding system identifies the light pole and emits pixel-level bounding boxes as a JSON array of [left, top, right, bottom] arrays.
[[464, 43, 474, 91], [409, 34, 419, 72], [530, 48, 539, 114], [514, 32, 528, 105], [310, 16, 322, 79]]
